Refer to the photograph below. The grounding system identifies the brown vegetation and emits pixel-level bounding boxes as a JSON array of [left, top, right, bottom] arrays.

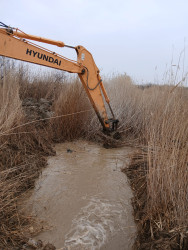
[[115, 80, 188, 249], [0, 61, 94, 248], [0, 59, 187, 249]]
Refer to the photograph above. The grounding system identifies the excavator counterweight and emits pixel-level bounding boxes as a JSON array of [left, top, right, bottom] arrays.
[[0, 22, 119, 133]]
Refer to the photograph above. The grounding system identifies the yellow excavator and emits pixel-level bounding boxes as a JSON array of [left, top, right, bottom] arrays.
[[0, 22, 119, 134]]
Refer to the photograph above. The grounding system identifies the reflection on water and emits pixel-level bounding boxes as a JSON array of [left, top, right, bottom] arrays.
[[25, 140, 136, 250]]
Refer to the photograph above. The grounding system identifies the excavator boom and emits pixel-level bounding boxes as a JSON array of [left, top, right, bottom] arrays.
[[0, 22, 118, 132]]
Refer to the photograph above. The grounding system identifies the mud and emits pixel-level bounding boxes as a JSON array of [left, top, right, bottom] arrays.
[[24, 141, 136, 249], [22, 98, 53, 121]]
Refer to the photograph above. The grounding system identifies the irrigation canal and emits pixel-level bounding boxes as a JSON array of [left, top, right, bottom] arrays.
[[24, 140, 136, 249]]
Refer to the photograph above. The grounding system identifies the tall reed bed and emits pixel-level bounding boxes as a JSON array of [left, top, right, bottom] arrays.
[[107, 74, 188, 248]]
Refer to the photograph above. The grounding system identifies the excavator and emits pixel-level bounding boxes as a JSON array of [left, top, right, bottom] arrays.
[[0, 22, 119, 135]]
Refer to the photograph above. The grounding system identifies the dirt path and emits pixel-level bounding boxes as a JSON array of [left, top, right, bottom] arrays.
[[24, 140, 136, 249]]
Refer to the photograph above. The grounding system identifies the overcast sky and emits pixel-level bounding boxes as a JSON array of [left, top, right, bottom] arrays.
[[1, 0, 188, 83]]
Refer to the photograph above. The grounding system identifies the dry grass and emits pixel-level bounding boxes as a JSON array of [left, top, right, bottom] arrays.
[[104, 74, 147, 142], [51, 79, 94, 141], [146, 87, 188, 227], [0, 71, 23, 133], [114, 80, 188, 248], [0, 72, 53, 247]]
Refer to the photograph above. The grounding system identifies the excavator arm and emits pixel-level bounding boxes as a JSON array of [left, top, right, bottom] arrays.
[[0, 22, 118, 132]]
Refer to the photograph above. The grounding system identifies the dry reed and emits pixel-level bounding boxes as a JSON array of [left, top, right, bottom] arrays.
[[115, 80, 188, 248]]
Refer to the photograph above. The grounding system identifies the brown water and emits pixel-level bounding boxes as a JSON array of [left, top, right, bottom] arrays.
[[25, 140, 136, 250]]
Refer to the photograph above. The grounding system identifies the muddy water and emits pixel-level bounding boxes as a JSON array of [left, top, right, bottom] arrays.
[[26, 141, 136, 250]]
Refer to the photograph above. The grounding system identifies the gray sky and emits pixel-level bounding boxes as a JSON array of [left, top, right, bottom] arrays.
[[1, 0, 188, 83]]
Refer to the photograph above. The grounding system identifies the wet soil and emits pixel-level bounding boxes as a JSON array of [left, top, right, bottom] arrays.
[[23, 140, 136, 250]]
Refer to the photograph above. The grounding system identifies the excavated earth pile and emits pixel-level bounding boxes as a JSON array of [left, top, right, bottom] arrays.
[[22, 98, 53, 121]]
